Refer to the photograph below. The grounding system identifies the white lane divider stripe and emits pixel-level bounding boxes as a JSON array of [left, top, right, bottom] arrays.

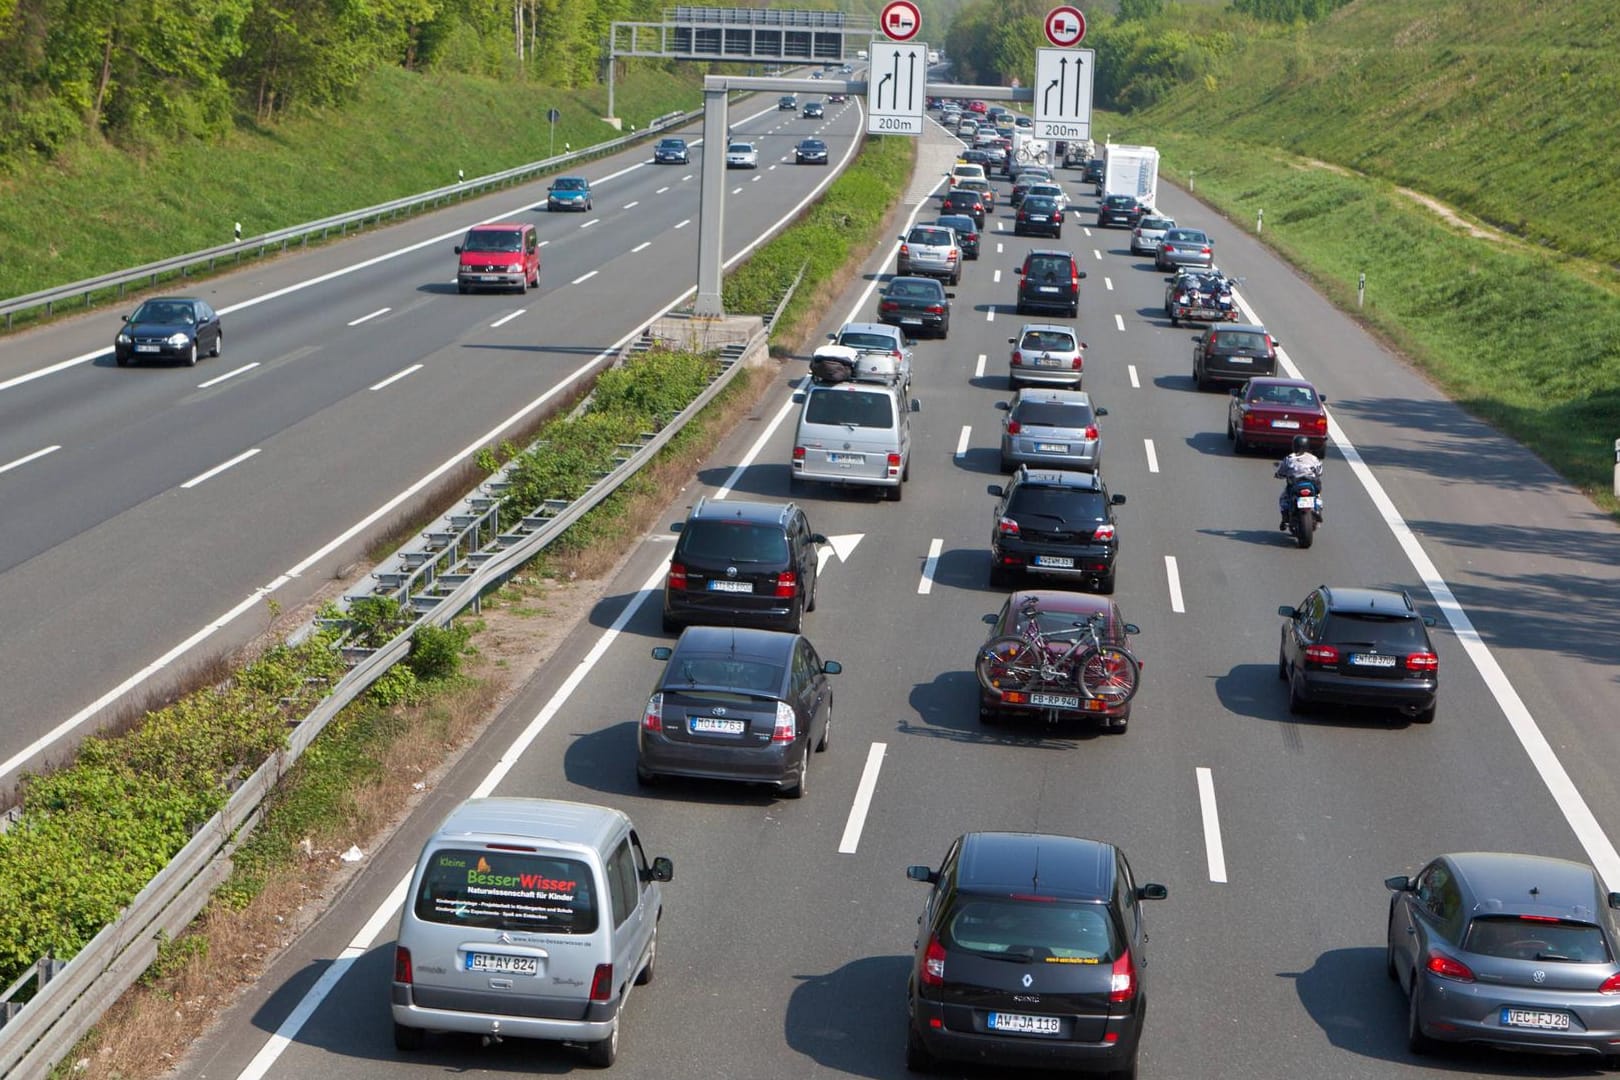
[[975, 354, 987, 379], [996, 242, 1004, 254], [370, 364, 423, 391], [992, 269, 1002, 284], [490, 309, 525, 328], [986, 308, 996, 323], [655, 186, 670, 194], [538, 240, 550, 247], [1114, 313, 1126, 332], [1196, 767, 1228, 884], [198, 363, 259, 389], [731, 187, 743, 195], [1165, 555, 1185, 613], [1144, 438, 1158, 473], [1093, 249, 1102, 261], [631, 241, 652, 253], [955, 426, 972, 459], [347, 307, 389, 327], [674, 219, 691, 229], [623, 201, 639, 209], [181, 448, 260, 490], [918, 538, 943, 594], [0, 445, 60, 476], [571, 270, 599, 285], [1128, 364, 1140, 388], [839, 742, 888, 854], [1104, 276, 1114, 291]]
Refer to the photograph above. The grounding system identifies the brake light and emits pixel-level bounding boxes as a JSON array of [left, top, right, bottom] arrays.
[[1425, 952, 1474, 982], [774, 569, 798, 599], [922, 304, 941, 315], [1133, 228, 1143, 237], [1601, 972, 1620, 994], [793, 446, 806, 460], [1093, 523, 1116, 542], [887, 452, 902, 479], [1304, 644, 1339, 665], [899, 243, 910, 257], [590, 963, 614, 1001], [1072, 354, 1083, 371], [1405, 652, 1438, 672], [1201, 246, 1212, 255], [771, 700, 797, 743], [667, 562, 688, 590], [948, 251, 959, 262], [1109, 949, 1137, 1002], [1084, 424, 1099, 439], [1071, 268, 1080, 287], [1006, 420, 1021, 435], [1054, 211, 1064, 223], [997, 517, 1020, 537], [642, 692, 664, 732], [1010, 351, 1023, 367], [921, 935, 947, 987], [394, 946, 413, 984], [1311, 415, 1328, 433], [879, 300, 898, 312]]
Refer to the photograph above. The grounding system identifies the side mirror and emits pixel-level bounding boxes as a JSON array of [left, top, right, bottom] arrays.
[[643, 856, 674, 883], [827, 332, 837, 340], [1111, 493, 1127, 505], [1422, 616, 1436, 627], [987, 484, 1005, 497], [1276, 604, 1299, 618], [982, 613, 999, 625], [1230, 387, 1242, 396], [1272, 339, 1282, 347], [994, 401, 1010, 411], [903, 337, 917, 347], [1137, 883, 1168, 901], [945, 292, 956, 300], [910, 399, 921, 413], [822, 660, 843, 674], [670, 521, 684, 533], [1007, 337, 1017, 345], [1077, 270, 1088, 279], [1123, 623, 1141, 635], [1608, 891, 1620, 911], [651, 646, 673, 660], [906, 865, 939, 884], [1385, 875, 1414, 892], [547, 185, 555, 192], [810, 532, 829, 545], [792, 392, 806, 404], [1013, 266, 1024, 275], [1319, 394, 1328, 403], [453, 245, 464, 254], [1096, 406, 1109, 417], [1164, 276, 1176, 283]]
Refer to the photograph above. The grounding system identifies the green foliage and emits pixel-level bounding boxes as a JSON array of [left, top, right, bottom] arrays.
[[1231, 0, 1351, 22], [347, 596, 408, 649], [407, 621, 472, 682], [367, 663, 425, 707]]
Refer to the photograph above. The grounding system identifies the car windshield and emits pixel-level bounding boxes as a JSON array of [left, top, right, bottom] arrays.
[[132, 301, 193, 324], [909, 228, 951, 246], [1321, 612, 1430, 648], [805, 388, 895, 428], [666, 656, 785, 693], [944, 898, 1121, 962], [1213, 332, 1269, 353], [413, 849, 598, 934], [463, 230, 523, 252], [1015, 402, 1094, 428], [801, 140, 825, 150], [1020, 330, 1076, 351], [553, 178, 586, 191], [1025, 256, 1072, 282], [1008, 486, 1107, 522], [679, 521, 789, 563], [1463, 917, 1612, 963], [837, 330, 900, 352], [659, 139, 684, 149]]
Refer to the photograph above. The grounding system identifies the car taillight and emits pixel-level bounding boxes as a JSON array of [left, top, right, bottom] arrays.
[[921, 935, 947, 987], [948, 251, 959, 262], [1133, 227, 1143, 237], [887, 452, 902, 478], [925, 304, 943, 315], [1304, 644, 1339, 665], [1054, 211, 1064, 222], [1243, 412, 1263, 428], [1010, 351, 1023, 367], [1093, 523, 1116, 542], [1109, 949, 1137, 1003], [793, 446, 806, 460], [1084, 425, 1099, 439], [1017, 211, 1027, 221], [1405, 652, 1439, 672], [997, 517, 1020, 537], [1425, 952, 1474, 982], [1072, 355, 1084, 371], [771, 700, 797, 743], [899, 244, 910, 257], [394, 946, 413, 984], [1070, 270, 1080, 287], [1601, 972, 1620, 994], [1201, 246, 1212, 255], [590, 963, 614, 1001], [667, 562, 688, 590], [880, 300, 898, 312], [892, 349, 904, 364], [1006, 420, 1021, 434], [1311, 415, 1328, 433], [774, 569, 798, 598], [642, 692, 664, 732]]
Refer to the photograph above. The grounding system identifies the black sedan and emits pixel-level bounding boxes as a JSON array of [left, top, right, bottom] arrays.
[[653, 137, 689, 164], [878, 275, 953, 339], [802, 101, 825, 119], [794, 138, 829, 165], [636, 626, 841, 799], [114, 297, 222, 367], [1279, 585, 1439, 722]]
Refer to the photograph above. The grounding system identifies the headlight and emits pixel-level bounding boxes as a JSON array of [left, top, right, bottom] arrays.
[[116, 333, 131, 344], [508, 263, 524, 273], [167, 332, 190, 346]]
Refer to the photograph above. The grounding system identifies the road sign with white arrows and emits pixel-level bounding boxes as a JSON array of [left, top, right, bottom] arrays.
[[1032, 46, 1095, 142], [867, 40, 927, 136]]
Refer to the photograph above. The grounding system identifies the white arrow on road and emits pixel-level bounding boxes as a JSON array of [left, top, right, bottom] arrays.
[[817, 533, 865, 576]]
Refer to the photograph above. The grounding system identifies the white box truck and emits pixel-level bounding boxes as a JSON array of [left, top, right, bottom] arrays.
[[1102, 144, 1160, 209]]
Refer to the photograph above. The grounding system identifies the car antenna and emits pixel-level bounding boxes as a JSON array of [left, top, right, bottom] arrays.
[[1030, 846, 1042, 894]]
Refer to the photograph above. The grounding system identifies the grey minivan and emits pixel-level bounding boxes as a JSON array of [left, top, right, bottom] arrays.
[[391, 797, 674, 1067], [791, 382, 915, 501]]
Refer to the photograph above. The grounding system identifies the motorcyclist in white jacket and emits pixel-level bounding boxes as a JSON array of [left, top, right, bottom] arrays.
[[1275, 436, 1324, 530]]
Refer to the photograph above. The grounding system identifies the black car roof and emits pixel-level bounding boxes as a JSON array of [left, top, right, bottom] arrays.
[[936, 214, 977, 230], [956, 832, 1115, 901], [687, 496, 796, 527], [1211, 323, 1269, 335], [1012, 467, 1105, 491], [1320, 585, 1417, 618], [1446, 852, 1610, 922]]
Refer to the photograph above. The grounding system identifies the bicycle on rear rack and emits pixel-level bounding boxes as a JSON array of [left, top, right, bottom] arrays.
[[975, 597, 1141, 705]]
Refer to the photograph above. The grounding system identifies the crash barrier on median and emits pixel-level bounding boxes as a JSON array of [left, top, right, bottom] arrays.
[[0, 271, 804, 1079]]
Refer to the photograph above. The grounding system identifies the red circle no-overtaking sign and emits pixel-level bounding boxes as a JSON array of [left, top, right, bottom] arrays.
[[880, 0, 922, 42], [1044, 6, 1086, 48]]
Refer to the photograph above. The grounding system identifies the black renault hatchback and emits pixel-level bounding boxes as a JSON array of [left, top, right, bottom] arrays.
[[905, 832, 1167, 1076], [662, 497, 826, 633]]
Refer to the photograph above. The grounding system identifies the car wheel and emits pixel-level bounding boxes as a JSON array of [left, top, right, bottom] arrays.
[[394, 1022, 425, 1051], [784, 744, 809, 799], [905, 1024, 935, 1073], [1013, 226, 1023, 237], [1102, 714, 1129, 735], [1195, 365, 1210, 392], [1277, 648, 1289, 682], [635, 761, 659, 787], [584, 1020, 619, 1068], [1096, 569, 1116, 595], [988, 562, 1012, 588], [1233, 431, 1247, 453], [1169, 314, 1179, 327], [784, 599, 804, 633], [1068, 304, 1079, 319], [999, 453, 1014, 472], [1413, 700, 1437, 724], [1226, 415, 1236, 440], [1386, 930, 1400, 983], [660, 612, 681, 634], [210, 330, 222, 357], [886, 479, 903, 502], [116, 353, 130, 367], [1108, 1057, 1138, 1080], [1015, 301, 1027, 316], [1288, 670, 1311, 715], [978, 701, 1002, 727], [805, 572, 817, 613], [1054, 228, 1062, 239], [817, 702, 832, 751], [938, 318, 950, 339], [457, 284, 468, 295], [1407, 981, 1435, 1055], [185, 341, 198, 367], [635, 929, 657, 985]]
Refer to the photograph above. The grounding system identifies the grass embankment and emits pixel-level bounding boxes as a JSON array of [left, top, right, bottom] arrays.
[[0, 63, 702, 301], [44, 132, 915, 1078]]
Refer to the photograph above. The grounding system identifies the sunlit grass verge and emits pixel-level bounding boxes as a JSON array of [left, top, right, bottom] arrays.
[[1126, 124, 1620, 509]]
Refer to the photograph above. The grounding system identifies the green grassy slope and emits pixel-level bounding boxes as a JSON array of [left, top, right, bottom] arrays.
[[0, 65, 702, 300]]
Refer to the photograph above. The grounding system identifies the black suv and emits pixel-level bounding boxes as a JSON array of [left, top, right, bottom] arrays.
[[663, 498, 827, 633], [1014, 249, 1086, 319], [778, 94, 798, 111], [1096, 193, 1146, 228], [905, 832, 1167, 1076], [987, 468, 1125, 593], [934, 214, 980, 260], [1278, 585, 1439, 722], [1082, 158, 1105, 186]]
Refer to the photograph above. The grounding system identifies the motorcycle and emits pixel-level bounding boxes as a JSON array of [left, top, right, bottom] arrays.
[[1166, 271, 1238, 326], [1282, 476, 1324, 548]]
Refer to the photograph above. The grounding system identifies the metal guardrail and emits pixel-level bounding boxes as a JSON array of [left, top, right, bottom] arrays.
[[0, 270, 804, 1079], [0, 107, 703, 330]]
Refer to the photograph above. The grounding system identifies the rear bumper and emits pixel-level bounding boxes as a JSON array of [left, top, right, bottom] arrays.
[[1415, 975, 1620, 1057], [992, 542, 1115, 584], [637, 734, 802, 788], [911, 999, 1139, 1072], [458, 270, 526, 290], [793, 462, 901, 490], [1299, 670, 1437, 713], [392, 987, 616, 1045], [663, 591, 797, 630]]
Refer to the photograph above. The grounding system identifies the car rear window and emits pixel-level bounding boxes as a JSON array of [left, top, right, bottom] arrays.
[[910, 228, 951, 246], [1166, 229, 1206, 243], [937, 217, 976, 236], [1023, 197, 1059, 212], [728, 143, 752, 153], [1464, 916, 1612, 963], [1008, 486, 1107, 522], [1320, 613, 1430, 648], [1212, 332, 1270, 353], [1020, 330, 1076, 351], [837, 330, 900, 352], [1023, 606, 1117, 642], [1024, 255, 1074, 282], [805, 388, 895, 428], [664, 657, 784, 693], [414, 848, 598, 933], [1140, 217, 1173, 230], [944, 898, 1122, 962], [678, 521, 790, 564], [1014, 402, 1094, 428], [1104, 196, 1135, 207]]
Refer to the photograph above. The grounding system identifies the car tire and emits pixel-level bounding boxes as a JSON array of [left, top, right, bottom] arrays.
[[1407, 981, 1435, 1055], [1015, 300, 1027, 316], [584, 1021, 619, 1068], [938, 318, 950, 339], [1277, 648, 1289, 682], [905, 1024, 935, 1073], [394, 1022, 425, 1052], [1288, 671, 1311, 715], [185, 341, 198, 367], [1169, 314, 1179, 327], [1068, 304, 1079, 319], [210, 330, 222, 358], [660, 612, 681, 634], [784, 744, 809, 799], [1013, 226, 1023, 237], [116, 353, 130, 367], [1103, 715, 1128, 735], [805, 573, 817, 613], [1108, 1057, 1138, 1080], [457, 284, 468, 295], [635, 761, 659, 787], [1195, 365, 1210, 392], [999, 453, 1014, 473], [1226, 415, 1236, 441], [978, 702, 1002, 727], [988, 562, 1012, 589], [1413, 700, 1437, 724], [634, 930, 657, 985], [1096, 569, 1116, 595], [886, 479, 903, 502], [817, 702, 832, 751], [1054, 228, 1062, 239], [1386, 931, 1400, 983], [785, 599, 804, 634]]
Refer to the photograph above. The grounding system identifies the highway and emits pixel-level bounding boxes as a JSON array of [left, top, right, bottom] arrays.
[[0, 91, 867, 784], [165, 116, 1620, 1079]]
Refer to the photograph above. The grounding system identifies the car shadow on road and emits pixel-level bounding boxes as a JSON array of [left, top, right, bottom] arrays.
[[1183, 430, 1237, 458], [953, 447, 1004, 476], [902, 670, 1105, 747], [563, 719, 783, 805], [1284, 947, 1601, 1076], [1153, 373, 1203, 394], [968, 374, 1013, 392], [692, 461, 794, 498], [784, 955, 911, 1079], [1215, 662, 1418, 732], [1411, 556, 1620, 670], [930, 545, 1000, 594], [1195, 526, 1306, 549]]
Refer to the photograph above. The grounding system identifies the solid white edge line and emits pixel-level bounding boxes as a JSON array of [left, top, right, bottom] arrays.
[[369, 364, 423, 391], [180, 448, 260, 490], [0, 444, 61, 476], [490, 309, 525, 329], [955, 425, 971, 459], [1127, 363, 1139, 388], [1196, 767, 1228, 884], [197, 363, 260, 389], [346, 307, 390, 327], [1164, 554, 1185, 613], [838, 742, 889, 854], [918, 538, 943, 595], [1144, 438, 1159, 474]]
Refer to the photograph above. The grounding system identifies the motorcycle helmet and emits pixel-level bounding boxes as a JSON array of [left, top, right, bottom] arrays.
[[1292, 436, 1312, 454]]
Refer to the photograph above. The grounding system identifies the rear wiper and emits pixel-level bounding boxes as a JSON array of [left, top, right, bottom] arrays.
[[1534, 952, 1575, 962], [970, 947, 1035, 963], [1018, 512, 1069, 524]]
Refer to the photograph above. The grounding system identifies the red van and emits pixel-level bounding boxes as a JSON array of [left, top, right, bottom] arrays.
[[454, 223, 539, 294]]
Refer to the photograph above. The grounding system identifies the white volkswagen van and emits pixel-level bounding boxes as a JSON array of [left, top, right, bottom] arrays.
[[791, 381, 915, 501]]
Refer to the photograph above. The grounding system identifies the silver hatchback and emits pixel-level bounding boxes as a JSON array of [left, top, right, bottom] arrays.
[[996, 388, 1108, 473], [896, 225, 962, 284], [1007, 323, 1085, 389], [1131, 214, 1176, 255]]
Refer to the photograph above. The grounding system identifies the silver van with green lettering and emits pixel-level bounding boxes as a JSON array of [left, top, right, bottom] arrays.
[[391, 797, 673, 1066]]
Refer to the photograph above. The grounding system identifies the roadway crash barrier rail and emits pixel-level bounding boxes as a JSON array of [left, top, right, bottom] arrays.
[[0, 106, 707, 330], [0, 267, 802, 1079]]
